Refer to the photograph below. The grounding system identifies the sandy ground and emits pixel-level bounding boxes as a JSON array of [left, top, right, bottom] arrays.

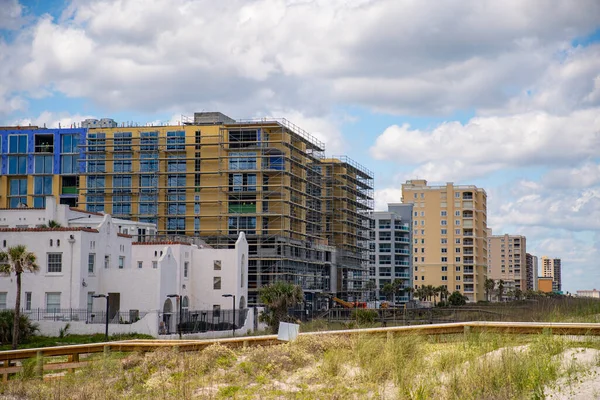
[[546, 348, 600, 400]]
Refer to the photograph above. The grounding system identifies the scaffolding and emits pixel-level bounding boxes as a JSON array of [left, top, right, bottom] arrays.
[[76, 117, 373, 305], [321, 156, 374, 302]]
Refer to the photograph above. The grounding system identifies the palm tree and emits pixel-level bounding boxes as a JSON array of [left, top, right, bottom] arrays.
[[381, 283, 395, 302], [0, 245, 39, 349], [47, 220, 62, 228], [497, 280, 505, 303], [258, 281, 303, 333], [438, 286, 450, 305], [433, 286, 441, 306], [484, 278, 496, 302]]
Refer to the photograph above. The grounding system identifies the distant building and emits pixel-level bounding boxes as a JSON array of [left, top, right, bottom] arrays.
[[81, 118, 118, 128], [401, 180, 488, 302], [541, 256, 562, 292], [538, 277, 553, 293], [525, 253, 538, 291], [576, 289, 600, 299], [487, 231, 526, 294], [368, 203, 413, 304]]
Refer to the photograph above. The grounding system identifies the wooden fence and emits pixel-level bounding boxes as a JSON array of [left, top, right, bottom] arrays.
[[3, 321, 600, 381]]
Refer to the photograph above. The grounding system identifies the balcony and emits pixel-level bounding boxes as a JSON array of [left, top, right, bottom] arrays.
[[395, 237, 410, 243], [464, 260, 474, 265], [62, 186, 78, 195], [35, 135, 54, 153], [394, 225, 410, 231], [463, 268, 474, 274], [394, 249, 410, 255], [394, 273, 411, 279], [463, 277, 474, 283], [463, 250, 474, 255], [395, 261, 409, 266], [463, 285, 474, 292]]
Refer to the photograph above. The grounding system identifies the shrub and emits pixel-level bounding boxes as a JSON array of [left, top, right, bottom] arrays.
[[351, 309, 378, 325], [448, 291, 468, 306], [0, 310, 39, 344]]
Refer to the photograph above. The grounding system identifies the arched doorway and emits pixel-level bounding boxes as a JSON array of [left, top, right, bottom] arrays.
[[161, 298, 173, 334]]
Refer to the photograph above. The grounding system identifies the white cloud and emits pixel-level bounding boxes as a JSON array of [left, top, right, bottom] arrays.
[[13, 111, 97, 129], [374, 187, 402, 211]]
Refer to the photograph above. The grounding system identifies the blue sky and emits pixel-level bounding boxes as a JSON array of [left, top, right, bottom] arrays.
[[1, 0, 600, 293]]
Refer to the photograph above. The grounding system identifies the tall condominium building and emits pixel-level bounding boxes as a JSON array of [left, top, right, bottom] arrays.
[[0, 127, 86, 209], [401, 180, 488, 302], [368, 203, 413, 303], [525, 253, 538, 291], [76, 112, 373, 305], [541, 256, 562, 292], [487, 232, 527, 292]]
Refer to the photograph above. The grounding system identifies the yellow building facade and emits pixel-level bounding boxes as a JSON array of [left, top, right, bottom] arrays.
[[487, 233, 527, 293], [401, 180, 488, 302]]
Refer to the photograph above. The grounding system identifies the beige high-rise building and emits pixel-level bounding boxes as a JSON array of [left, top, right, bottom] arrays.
[[541, 256, 562, 292], [401, 180, 488, 302], [487, 232, 527, 293]]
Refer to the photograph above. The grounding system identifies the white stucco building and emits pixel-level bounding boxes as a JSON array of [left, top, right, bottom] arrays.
[[0, 198, 250, 337]]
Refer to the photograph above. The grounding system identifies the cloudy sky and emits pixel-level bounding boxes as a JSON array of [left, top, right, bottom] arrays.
[[1, 0, 599, 292]]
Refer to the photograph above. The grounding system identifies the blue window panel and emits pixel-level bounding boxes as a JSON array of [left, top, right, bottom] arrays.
[[9, 197, 27, 208], [34, 176, 53, 195], [87, 176, 105, 189], [8, 156, 27, 174], [112, 195, 132, 215], [61, 135, 79, 153], [167, 156, 186, 172], [167, 175, 186, 189], [140, 175, 158, 190], [33, 197, 46, 208], [113, 175, 132, 192], [140, 154, 158, 172], [113, 132, 132, 151], [166, 131, 185, 150], [61, 155, 78, 174], [9, 178, 27, 195], [270, 156, 284, 170], [228, 216, 256, 234], [9, 135, 27, 153], [229, 152, 257, 170], [34, 155, 53, 174], [140, 131, 158, 151], [87, 133, 105, 152], [113, 153, 132, 173], [167, 217, 185, 231]]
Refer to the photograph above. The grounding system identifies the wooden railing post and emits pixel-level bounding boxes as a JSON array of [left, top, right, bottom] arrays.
[[36, 351, 43, 379], [67, 352, 79, 373]]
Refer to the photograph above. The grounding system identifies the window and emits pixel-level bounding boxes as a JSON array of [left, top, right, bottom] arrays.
[[456, 276, 461, 281], [456, 257, 461, 262], [34, 155, 53, 174], [166, 130, 185, 150], [104, 255, 110, 269], [138, 261, 143, 269], [455, 192, 460, 198], [88, 253, 95, 274], [441, 238, 447, 244], [61, 155, 78, 174], [456, 248, 461, 253], [441, 220, 447, 226], [140, 131, 158, 151], [184, 261, 189, 278], [228, 152, 257, 170], [420, 211, 425, 217], [441, 229, 447, 235], [441, 248, 447, 253], [456, 238, 461, 244], [456, 266, 461, 272], [213, 276, 222, 290], [25, 292, 32, 311], [34, 176, 53, 195], [420, 220, 425, 226], [0, 293, 6, 310], [442, 276, 448, 281], [152, 261, 158, 269], [61, 134, 79, 153], [421, 257, 425, 262], [456, 285, 461, 290], [455, 210, 461, 216], [47, 253, 62, 273], [441, 266, 447, 271], [46, 293, 61, 311], [455, 229, 461, 235], [413, 211, 417, 216], [455, 220, 461, 226], [440, 211, 447, 216], [213, 304, 221, 317], [214, 260, 222, 270], [118, 256, 125, 269], [8, 178, 27, 207], [113, 153, 132, 173], [441, 257, 447, 262], [140, 153, 158, 172]]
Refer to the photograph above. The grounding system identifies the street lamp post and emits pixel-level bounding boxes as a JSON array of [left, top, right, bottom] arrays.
[[92, 294, 109, 341], [222, 294, 236, 337], [167, 294, 182, 339]]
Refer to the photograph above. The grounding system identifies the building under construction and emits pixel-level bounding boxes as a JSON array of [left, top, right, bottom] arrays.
[[74, 112, 374, 305]]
